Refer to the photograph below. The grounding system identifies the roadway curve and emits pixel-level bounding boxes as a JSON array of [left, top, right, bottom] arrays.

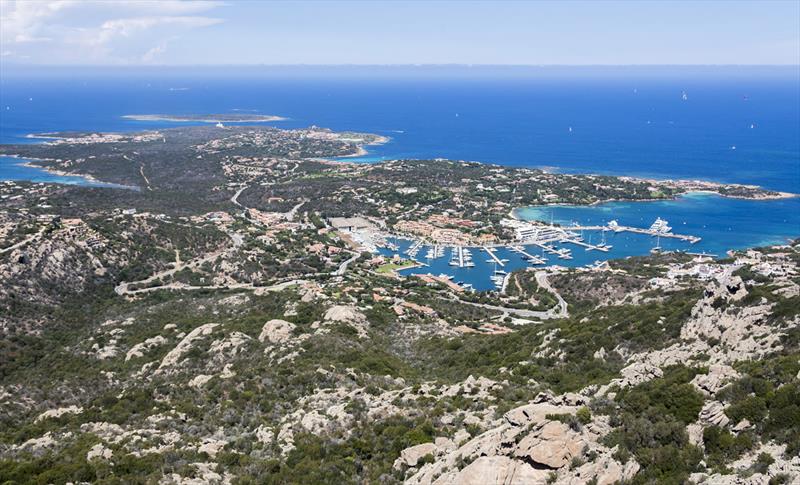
[[453, 271, 568, 321]]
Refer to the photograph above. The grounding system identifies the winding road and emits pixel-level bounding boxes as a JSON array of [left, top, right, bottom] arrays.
[[453, 271, 569, 321]]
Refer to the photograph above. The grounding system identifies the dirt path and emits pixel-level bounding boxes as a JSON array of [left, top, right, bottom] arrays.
[[118, 278, 306, 296], [0, 227, 45, 255], [114, 231, 243, 296]]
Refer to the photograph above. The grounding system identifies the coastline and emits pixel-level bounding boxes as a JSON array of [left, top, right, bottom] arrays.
[[510, 188, 798, 221], [3, 156, 139, 190], [326, 134, 391, 160]]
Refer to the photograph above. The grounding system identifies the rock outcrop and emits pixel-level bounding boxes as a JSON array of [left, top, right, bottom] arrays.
[[397, 443, 437, 468], [322, 305, 369, 337], [405, 393, 638, 485], [157, 324, 218, 371], [259, 319, 296, 344]]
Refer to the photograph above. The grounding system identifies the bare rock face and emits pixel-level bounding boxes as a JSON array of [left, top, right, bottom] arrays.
[[86, 443, 113, 461], [35, 405, 83, 422], [209, 332, 252, 360], [157, 324, 218, 372], [562, 448, 641, 485], [699, 401, 730, 427], [323, 305, 369, 337], [125, 335, 168, 361], [687, 423, 705, 447], [691, 364, 740, 397], [398, 442, 437, 468], [406, 395, 637, 485], [435, 437, 456, 453], [449, 455, 549, 485], [259, 319, 296, 344], [514, 421, 586, 469], [704, 274, 747, 303], [595, 362, 663, 396]]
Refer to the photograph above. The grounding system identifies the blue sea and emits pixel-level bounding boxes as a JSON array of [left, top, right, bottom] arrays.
[[1, 66, 798, 288]]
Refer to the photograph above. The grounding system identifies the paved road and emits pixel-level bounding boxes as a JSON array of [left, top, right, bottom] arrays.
[[333, 252, 360, 276], [453, 271, 568, 320], [231, 185, 247, 207], [286, 200, 305, 221], [535, 270, 569, 318]]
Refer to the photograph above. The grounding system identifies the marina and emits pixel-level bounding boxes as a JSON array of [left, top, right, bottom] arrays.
[[373, 212, 731, 291], [352, 192, 800, 293]]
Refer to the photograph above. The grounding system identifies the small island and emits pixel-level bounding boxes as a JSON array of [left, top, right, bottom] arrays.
[[122, 113, 286, 123]]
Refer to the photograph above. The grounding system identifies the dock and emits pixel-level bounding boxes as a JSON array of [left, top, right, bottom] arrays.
[[483, 246, 506, 267], [564, 238, 609, 252], [509, 246, 546, 265], [528, 240, 587, 256], [571, 224, 701, 244], [405, 240, 423, 257]]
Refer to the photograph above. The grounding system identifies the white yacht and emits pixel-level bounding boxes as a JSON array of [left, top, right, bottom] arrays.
[[649, 217, 672, 234]]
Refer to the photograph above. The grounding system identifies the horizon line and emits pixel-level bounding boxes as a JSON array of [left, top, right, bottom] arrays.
[[3, 63, 800, 68]]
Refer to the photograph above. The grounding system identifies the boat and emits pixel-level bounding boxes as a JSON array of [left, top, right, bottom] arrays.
[[649, 217, 672, 234], [651, 233, 662, 254]]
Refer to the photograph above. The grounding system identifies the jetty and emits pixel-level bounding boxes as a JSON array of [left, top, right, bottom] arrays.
[[405, 240, 423, 257], [572, 223, 701, 244], [509, 245, 547, 265], [483, 246, 506, 267], [563, 237, 609, 252]]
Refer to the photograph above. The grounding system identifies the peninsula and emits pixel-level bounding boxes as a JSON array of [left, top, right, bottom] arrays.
[[1, 123, 798, 485]]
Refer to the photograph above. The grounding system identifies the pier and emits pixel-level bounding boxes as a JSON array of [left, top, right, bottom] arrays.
[[509, 245, 547, 265], [528, 241, 558, 254], [563, 238, 609, 252], [483, 246, 506, 267], [571, 224, 701, 244], [405, 240, 423, 257]]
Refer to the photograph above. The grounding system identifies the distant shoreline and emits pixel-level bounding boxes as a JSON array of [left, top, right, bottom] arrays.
[[1, 155, 138, 190], [511, 188, 798, 220]]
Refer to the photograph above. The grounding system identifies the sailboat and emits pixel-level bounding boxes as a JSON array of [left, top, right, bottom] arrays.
[[650, 233, 662, 254], [598, 229, 613, 251]]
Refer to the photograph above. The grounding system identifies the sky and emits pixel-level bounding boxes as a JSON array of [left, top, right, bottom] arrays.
[[1, 0, 799, 66]]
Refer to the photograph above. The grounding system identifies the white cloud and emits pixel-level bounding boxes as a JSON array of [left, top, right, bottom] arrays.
[[0, 0, 224, 64]]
